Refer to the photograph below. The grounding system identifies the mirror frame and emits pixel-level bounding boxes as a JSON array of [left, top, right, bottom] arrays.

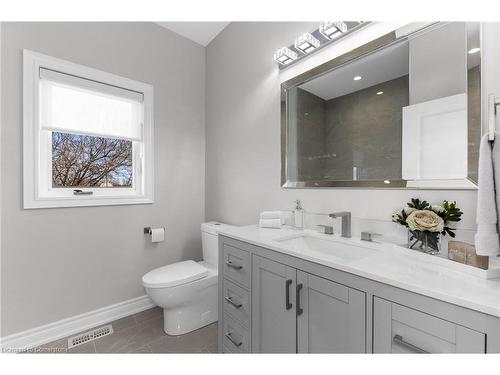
[[281, 22, 481, 190]]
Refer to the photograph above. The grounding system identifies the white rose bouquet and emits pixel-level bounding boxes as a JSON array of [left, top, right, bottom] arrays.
[[392, 198, 463, 253]]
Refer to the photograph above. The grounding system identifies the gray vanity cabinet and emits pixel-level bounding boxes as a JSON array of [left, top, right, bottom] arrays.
[[219, 235, 500, 354], [296, 271, 366, 353], [251, 256, 297, 353], [251, 255, 366, 353]]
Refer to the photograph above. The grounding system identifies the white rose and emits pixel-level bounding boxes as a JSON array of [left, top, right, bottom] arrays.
[[406, 210, 444, 232]]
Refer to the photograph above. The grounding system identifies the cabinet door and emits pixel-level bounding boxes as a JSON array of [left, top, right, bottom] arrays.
[[297, 271, 366, 353], [373, 297, 486, 353], [252, 255, 296, 353]]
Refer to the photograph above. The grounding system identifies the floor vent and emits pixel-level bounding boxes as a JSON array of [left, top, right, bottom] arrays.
[[67, 324, 114, 348]]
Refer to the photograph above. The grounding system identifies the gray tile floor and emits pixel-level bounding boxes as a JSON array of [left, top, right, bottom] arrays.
[[31, 307, 218, 354]]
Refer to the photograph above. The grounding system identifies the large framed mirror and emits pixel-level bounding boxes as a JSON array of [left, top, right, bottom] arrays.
[[281, 22, 481, 189]]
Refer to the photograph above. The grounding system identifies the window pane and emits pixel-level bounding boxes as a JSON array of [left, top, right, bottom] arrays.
[[52, 132, 133, 188]]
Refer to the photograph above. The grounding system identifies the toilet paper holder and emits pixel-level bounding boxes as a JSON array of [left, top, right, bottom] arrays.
[[144, 227, 165, 235]]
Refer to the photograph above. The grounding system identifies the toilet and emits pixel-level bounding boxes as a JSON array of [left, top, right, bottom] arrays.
[[142, 222, 232, 335]]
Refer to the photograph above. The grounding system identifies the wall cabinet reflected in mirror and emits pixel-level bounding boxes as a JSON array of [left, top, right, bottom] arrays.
[[281, 22, 481, 189]]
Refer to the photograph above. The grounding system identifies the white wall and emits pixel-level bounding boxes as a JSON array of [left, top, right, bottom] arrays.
[[205, 22, 478, 247], [0, 22, 206, 336]]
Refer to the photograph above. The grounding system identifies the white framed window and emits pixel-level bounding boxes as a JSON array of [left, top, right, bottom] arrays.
[[23, 50, 154, 208]]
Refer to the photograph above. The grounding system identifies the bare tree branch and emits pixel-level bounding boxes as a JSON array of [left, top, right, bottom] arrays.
[[52, 132, 133, 188]]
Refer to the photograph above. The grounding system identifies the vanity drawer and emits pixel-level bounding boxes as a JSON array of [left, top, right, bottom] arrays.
[[373, 297, 485, 353], [223, 278, 251, 327], [222, 244, 251, 288], [222, 314, 250, 353]]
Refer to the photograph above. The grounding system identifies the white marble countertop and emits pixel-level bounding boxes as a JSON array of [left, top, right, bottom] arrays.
[[217, 225, 500, 318]]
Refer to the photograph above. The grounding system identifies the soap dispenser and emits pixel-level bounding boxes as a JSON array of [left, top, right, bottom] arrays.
[[294, 200, 304, 229]]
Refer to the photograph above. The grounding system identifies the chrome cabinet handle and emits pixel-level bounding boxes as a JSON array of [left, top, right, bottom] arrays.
[[393, 334, 429, 354], [224, 296, 243, 308], [296, 283, 303, 316], [225, 332, 243, 347], [225, 260, 243, 270], [285, 279, 293, 310]]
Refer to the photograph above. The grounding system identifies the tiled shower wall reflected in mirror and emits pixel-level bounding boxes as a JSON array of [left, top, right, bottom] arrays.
[[294, 75, 408, 181]]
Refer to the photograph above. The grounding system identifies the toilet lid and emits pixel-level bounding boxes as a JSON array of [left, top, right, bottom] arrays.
[[142, 260, 208, 289]]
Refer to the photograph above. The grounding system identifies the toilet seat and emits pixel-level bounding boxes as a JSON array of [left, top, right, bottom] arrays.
[[142, 260, 208, 289]]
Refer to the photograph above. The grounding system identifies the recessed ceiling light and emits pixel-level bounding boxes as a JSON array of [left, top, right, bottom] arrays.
[[376, 91, 384, 95], [294, 33, 320, 54], [383, 180, 391, 184], [353, 76, 362, 81], [468, 47, 480, 54], [273, 47, 298, 65]]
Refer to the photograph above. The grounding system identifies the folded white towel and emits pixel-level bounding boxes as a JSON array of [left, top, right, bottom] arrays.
[[260, 211, 282, 220], [475, 135, 500, 256], [259, 218, 281, 229]]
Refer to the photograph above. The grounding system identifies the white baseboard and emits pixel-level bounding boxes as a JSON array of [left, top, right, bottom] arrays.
[[1, 295, 155, 351]]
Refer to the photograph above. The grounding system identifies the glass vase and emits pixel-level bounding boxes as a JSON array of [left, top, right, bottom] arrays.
[[407, 229, 441, 255]]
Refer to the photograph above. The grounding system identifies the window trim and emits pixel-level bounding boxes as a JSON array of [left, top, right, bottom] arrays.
[[23, 49, 154, 209]]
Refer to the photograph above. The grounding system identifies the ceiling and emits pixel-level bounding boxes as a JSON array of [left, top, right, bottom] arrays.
[[155, 22, 229, 47], [299, 40, 409, 100]]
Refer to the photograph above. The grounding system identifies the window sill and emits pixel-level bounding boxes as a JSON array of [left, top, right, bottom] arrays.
[[23, 196, 154, 209]]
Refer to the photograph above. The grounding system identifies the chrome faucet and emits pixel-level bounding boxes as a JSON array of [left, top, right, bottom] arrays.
[[329, 211, 351, 238]]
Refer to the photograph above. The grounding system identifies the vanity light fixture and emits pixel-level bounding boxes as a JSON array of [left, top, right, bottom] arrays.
[[376, 91, 384, 95], [273, 47, 298, 65], [273, 22, 368, 69], [468, 47, 480, 54], [294, 33, 320, 54], [319, 21, 348, 40], [353, 75, 362, 81]]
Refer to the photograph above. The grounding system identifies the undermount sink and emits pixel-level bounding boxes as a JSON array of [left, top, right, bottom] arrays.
[[272, 231, 500, 279], [273, 233, 377, 262]]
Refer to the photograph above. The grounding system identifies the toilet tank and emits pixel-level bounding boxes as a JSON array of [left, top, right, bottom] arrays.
[[201, 222, 232, 267]]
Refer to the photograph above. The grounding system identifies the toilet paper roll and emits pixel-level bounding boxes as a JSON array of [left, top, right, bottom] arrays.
[[151, 228, 165, 243]]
